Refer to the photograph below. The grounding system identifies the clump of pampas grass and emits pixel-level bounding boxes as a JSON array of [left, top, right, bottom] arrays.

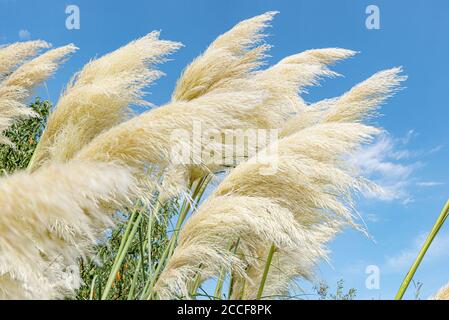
[[154, 68, 406, 299], [0, 11, 409, 301], [75, 13, 353, 201], [0, 162, 137, 299], [0, 43, 76, 145]]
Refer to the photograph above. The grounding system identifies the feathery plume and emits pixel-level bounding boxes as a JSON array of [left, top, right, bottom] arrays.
[[0, 44, 77, 145], [154, 122, 379, 299], [76, 48, 351, 201], [172, 11, 276, 102], [0, 161, 136, 299], [0, 40, 50, 81], [281, 67, 407, 137], [433, 282, 449, 300], [28, 32, 181, 170], [1, 44, 77, 90]]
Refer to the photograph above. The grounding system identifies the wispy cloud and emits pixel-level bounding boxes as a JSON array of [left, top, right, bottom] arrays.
[[351, 130, 442, 204], [366, 213, 379, 223], [18, 29, 31, 40], [351, 130, 420, 204], [385, 232, 449, 273], [416, 181, 444, 187]]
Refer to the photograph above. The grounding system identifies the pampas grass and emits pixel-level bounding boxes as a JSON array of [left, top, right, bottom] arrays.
[[74, 12, 353, 202], [0, 11, 420, 301], [154, 123, 378, 299], [0, 40, 50, 81], [0, 161, 136, 299], [75, 51, 351, 200], [281, 67, 407, 136], [154, 68, 405, 299], [172, 11, 275, 102], [0, 44, 76, 145], [28, 32, 181, 170]]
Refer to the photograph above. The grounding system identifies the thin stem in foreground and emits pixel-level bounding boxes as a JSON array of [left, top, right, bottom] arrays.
[[395, 199, 449, 300], [256, 244, 276, 300]]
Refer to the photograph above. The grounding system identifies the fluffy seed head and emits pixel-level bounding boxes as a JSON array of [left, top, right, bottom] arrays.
[[0, 44, 76, 145], [0, 40, 50, 81], [0, 161, 136, 299], [28, 32, 181, 170], [172, 11, 277, 102]]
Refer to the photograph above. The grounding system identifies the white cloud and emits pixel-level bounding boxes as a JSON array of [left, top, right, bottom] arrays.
[[350, 131, 420, 204], [385, 232, 449, 272], [416, 181, 444, 187], [18, 29, 31, 40], [350, 130, 443, 204], [366, 213, 379, 223], [363, 213, 380, 223]]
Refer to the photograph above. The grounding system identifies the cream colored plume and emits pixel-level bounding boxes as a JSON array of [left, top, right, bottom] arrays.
[[0, 161, 136, 299], [233, 68, 406, 299], [76, 47, 352, 202], [70, 13, 352, 203], [28, 31, 182, 170], [0, 40, 50, 81], [0, 44, 77, 145], [74, 63, 329, 200], [172, 11, 276, 102], [433, 282, 449, 300], [154, 121, 379, 299], [154, 66, 406, 299], [281, 67, 407, 137]]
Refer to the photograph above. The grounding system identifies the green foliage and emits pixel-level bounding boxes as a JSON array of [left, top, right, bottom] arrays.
[[314, 279, 357, 300], [76, 198, 179, 300], [0, 98, 50, 175]]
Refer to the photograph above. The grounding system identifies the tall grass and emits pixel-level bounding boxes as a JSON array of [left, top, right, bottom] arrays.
[[0, 43, 75, 145], [2, 12, 439, 301]]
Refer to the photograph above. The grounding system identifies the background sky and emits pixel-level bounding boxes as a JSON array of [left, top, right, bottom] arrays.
[[1, 0, 448, 300]]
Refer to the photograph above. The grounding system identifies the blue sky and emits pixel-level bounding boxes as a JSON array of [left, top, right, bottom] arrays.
[[1, 0, 448, 299]]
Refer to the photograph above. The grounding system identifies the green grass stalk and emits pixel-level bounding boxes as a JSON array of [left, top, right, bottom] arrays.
[[256, 244, 276, 300], [395, 199, 449, 300]]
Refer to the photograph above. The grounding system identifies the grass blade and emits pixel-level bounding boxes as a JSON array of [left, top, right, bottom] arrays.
[[395, 199, 449, 300]]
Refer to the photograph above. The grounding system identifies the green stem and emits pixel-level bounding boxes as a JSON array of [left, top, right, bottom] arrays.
[[102, 211, 143, 299], [138, 223, 146, 280], [227, 238, 240, 299], [140, 229, 172, 299], [127, 259, 143, 300], [256, 244, 276, 300], [213, 240, 236, 300], [115, 209, 138, 262], [213, 268, 226, 300], [143, 174, 213, 299], [395, 199, 449, 300], [147, 201, 160, 271], [166, 176, 207, 258], [89, 275, 97, 300], [189, 265, 203, 299]]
